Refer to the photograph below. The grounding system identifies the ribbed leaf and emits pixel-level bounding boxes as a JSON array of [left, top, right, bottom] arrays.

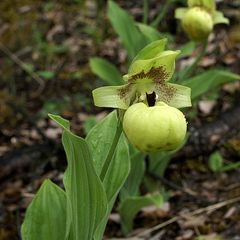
[[136, 23, 162, 43], [21, 180, 67, 240], [179, 41, 195, 58], [86, 111, 130, 239], [119, 194, 164, 234], [49, 114, 108, 240], [108, 0, 147, 61], [120, 152, 146, 202], [182, 70, 240, 100], [94, 134, 130, 239], [86, 111, 119, 175], [90, 57, 123, 85], [102, 134, 130, 203], [149, 152, 172, 177]]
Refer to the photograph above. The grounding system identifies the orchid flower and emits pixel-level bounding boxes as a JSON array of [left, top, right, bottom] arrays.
[[92, 39, 191, 110], [175, 0, 229, 42]]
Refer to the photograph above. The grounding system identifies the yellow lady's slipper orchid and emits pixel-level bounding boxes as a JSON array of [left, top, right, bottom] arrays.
[[92, 39, 191, 153], [123, 102, 187, 152], [93, 39, 191, 110], [175, 0, 229, 42]]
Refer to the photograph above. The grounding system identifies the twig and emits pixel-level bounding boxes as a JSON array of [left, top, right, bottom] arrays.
[[148, 171, 197, 197], [0, 42, 45, 97], [132, 196, 240, 237]]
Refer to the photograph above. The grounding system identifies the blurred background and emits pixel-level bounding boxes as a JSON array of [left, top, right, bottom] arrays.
[[0, 0, 240, 239]]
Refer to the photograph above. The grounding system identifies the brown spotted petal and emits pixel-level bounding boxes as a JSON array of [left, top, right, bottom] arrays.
[[92, 84, 136, 109], [155, 83, 191, 108], [92, 40, 191, 110], [125, 50, 180, 83]]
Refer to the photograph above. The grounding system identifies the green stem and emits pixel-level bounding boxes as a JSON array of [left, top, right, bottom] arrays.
[[150, 0, 172, 28], [143, 0, 149, 24], [179, 39, 208, 82], [221, 162, 240, 172], [100, 119, 123, 181]]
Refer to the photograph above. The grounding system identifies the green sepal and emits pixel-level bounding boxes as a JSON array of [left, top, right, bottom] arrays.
[[212, 11, 229, 25], [127, 50, 180, 82], [175, 8, 187, 19], [92, 39, 191, 110], [188, 0, 216, 12], [130, 39, 167, 65]]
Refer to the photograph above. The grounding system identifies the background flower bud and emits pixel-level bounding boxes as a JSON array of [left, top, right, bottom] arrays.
[[123, 102, 187, 153], [182, 7, 213, 42]]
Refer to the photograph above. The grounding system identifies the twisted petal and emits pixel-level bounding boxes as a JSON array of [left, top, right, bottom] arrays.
[[155, 83, 191, 108], [175, 8, 187, 20], [212, 11, 229, 25], [92, 84, 135, 109], [188, 0, 216, 12]]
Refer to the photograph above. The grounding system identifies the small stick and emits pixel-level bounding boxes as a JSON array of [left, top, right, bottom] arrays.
[[131, 196, 240, 237], [0, 42, 45, 96]]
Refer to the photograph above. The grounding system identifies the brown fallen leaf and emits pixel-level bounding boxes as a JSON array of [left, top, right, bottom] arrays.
[[178, 214, 206, 229], [141, 202, 170, 218], [198, 100, 216, 116]]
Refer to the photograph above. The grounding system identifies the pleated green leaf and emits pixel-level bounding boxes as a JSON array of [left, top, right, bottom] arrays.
[[136, 23, 163, 45], [108, 0, 147, 61], [119, 194, 164, 234], [49, 114, 108, 240], [94, 134, 130, 239], [182, 70, 240, 100], [120, 152, 146, 202], [86, 111, 119, 175], [179, 41, 196, 58], [90, 57, 123, 85], [86, 111, 130, 239], [149, 151, 173, 177], [102, 134, 130, 204], [21, 179, 67, 240], [86, 111, 130, 202]]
